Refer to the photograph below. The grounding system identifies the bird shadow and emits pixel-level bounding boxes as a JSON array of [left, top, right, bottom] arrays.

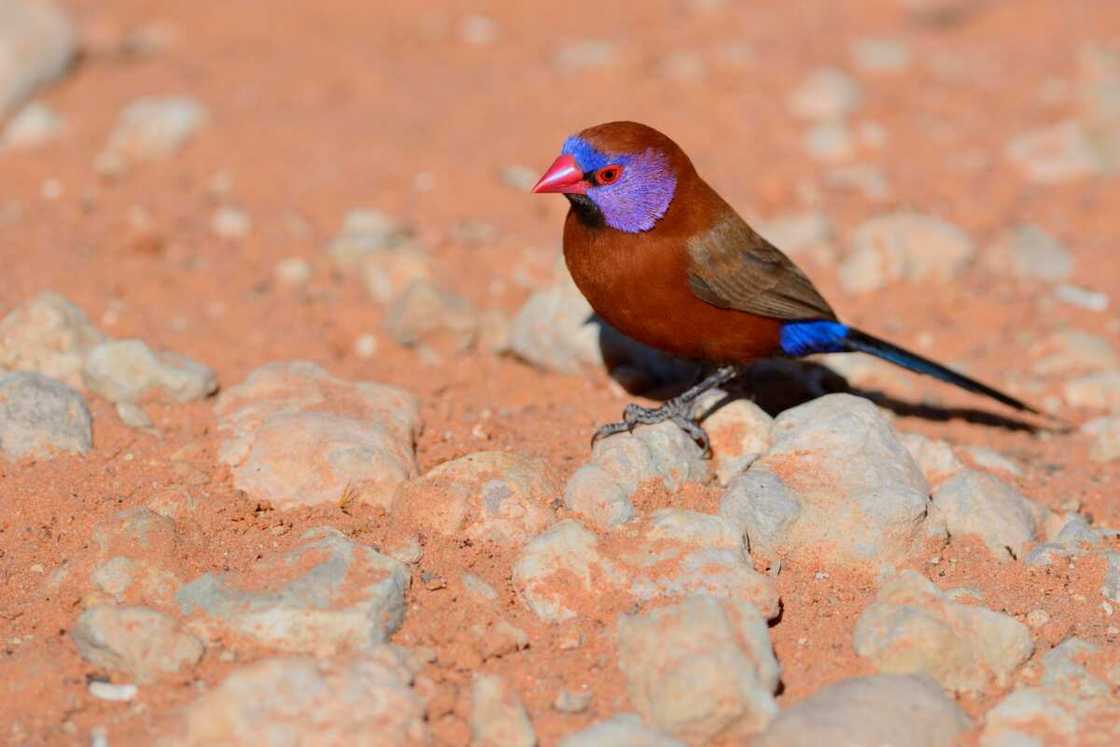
[[593, 318, 1045, 434]]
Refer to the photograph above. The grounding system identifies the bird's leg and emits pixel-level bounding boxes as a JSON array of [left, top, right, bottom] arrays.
[[591, 366, 741, 456]]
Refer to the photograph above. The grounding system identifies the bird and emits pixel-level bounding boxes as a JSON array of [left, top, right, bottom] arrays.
[[531, 120, 1042, 454]]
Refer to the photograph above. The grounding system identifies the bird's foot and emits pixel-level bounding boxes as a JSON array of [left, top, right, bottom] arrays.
[[591, 397, 712, 456]]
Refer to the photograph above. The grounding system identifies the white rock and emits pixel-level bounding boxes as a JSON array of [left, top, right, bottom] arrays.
[[788, 67, 862, 120], [166, 649, 427, 746], [853, 570, 1033, 693], [327, 208, 413, 268], [754, 674, 971, 747], [696, 391, 774, 485], [556, 715, 683, 747], [963, 446, 1024, 477], [100, 96, 208, 166], [383, 279, 478, 352], [840, 212, 975, 293], [215, 361, 420, 510], [210, 206, 251, 239], [274, 257, 312, 287], [1064, 371, 1120, 411], [0, 292, 105, 387], [721, 394, 932, 569], [803, 119, 854, 162], [986, 224, 1074, 282], [0, 100, 62, 148], [512, 520, 624, 623], [553, 40, 617, 73], [72, 605, 204, 683], [928, 470, 1044, 560], [470, 674, 536, 747], [617, 595, 779, 743], [756, 210, 835, 264], [1054, 284, 1110, 311], [1006, 120, 1105, 183], [177, 527, 408, 655], [1084, 416, 1120, 462], [0, 0, 75, 118], [83, 339, 217, 404], [88, 681, 137, 702], [898, 432, 964, 487], [1031, 330, 1117, 376], [359, 245, 432, 304], [0, 371, 91, 459]]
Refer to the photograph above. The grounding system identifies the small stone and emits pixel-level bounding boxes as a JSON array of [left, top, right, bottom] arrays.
[[0, 292, 106, 387], [1064, 371, 1120, 411], [215, 361, 420, 510], [353, 333, 378, 359], [1, 101, 63, 149], [327, 208, 413, 268], [840, 212, 975, 293], [166, 649, 427, 746], [928, 470, 1043, 560], [100, 96, 208, 167], [392, 451, 559, 547], [513, 520, 625, 623], [462, 573, 498, 602], [617, 595, 779, 743], [553, 40, 617, 74], [556, 714, 684, 747], [458, 14, 497, 46], [1084, 416, 1120, 462], [1027, 609, 1051, 628], [383, 280, 478, 352], [753, 674, 971, 747], [83, 339, 217, 404], [115, 401, 153, 429], [1054, 283, 1110, 311], [803, 120, 854, 162], [986, 224, 1074, 282], [72, 605, 204, 683], [91, 556, 136, 598], [177, 527, 408, 655], [1006, 120, 1104, 183], [853, 570, 1033, 692], [851, 37, 911, 73], [274, 257, 312, 287], [1032, 330, 1117, 376], [552, 688, 592, 713], [359, 245, 432, 304], [788, 67, 862, 120], [210, 206, 251, 239], [721, 394, 932, 569], [470, 674, 536, 747], [0, 372, 91, 459], [88, 681, 137, 702], [0, 0, 75, 118], [898, 432, 964, 487]]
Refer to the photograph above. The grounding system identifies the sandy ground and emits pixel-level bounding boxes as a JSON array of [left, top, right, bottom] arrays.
[[2, 0, 1119, 744]]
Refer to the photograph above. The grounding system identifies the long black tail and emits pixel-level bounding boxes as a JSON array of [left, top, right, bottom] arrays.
[[841, 327, 1041, 415]]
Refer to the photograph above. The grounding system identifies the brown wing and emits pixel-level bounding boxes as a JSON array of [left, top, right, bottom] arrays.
[[686, 213, 837, 321]]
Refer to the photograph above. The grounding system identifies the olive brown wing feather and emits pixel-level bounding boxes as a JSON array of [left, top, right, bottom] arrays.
[[685, 214, 837, 321]]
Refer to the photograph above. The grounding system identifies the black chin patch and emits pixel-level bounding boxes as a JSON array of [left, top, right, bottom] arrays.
[[566, 194, 605, 228]]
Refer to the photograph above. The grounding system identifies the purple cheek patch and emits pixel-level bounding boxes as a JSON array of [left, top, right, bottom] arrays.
[[589, 149, 677, 234]]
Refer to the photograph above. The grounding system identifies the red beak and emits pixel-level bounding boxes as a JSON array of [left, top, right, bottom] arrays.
[[531, 154, 587, 194]]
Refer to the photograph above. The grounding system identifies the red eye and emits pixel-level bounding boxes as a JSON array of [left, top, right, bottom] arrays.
[[596, 165, 622, 185]]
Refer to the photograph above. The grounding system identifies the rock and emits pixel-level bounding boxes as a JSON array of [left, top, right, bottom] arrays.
[[470, 674, 536, 747], [657, 50, 707, 82], [963, 446, 1023, 477], [803, 120, 854, 162], [210, 206, 251, 239], [177, 527, 409, 655], [327, 209, 413, 269], [552, 688, 592, 713], [563, 421, 707, 529], [1054, 283, 1110, 312], [1006, 120, 1104, 183], [82, 339, 217, 404], [274, 257, 312, 287], [839, 212, 975, 293], [1064, 370, 1120, 411], [215, 361, 420, 510], [553, 40, 617, 73], [853, 570, 1033, 692], [1031, 330, 1117, 376], [1024, 514, 1107, 566], [71, 605, 204, 683], [898, 432, 964, 487], [0, 0, 75, 118], [0, 372, 91, 459], [0, 292, 106, 387], [556, 714, 684, 747], [508, 269, 694, 387], [1084, 416, 1120, 462], [721, 394, 932, 569], [359, 245, 433, 303], [980, 639, 1120, 746], [851, 37, 911, 73], [787, 67, 862, 120], [166, 649, 427, 746], [383, 280, 478, 352], [1, 100, 62, 149], [985, 224, 1074, 282], [99, 96, 208, 168], [617, 595, 779, 743], [393, 451, 558, 547], [928, 470, 1043, 560], [753, 674, 971, 747], [88, 681, 137, 702], [696, 391, 773, 485], [512, 520, 624, 623]]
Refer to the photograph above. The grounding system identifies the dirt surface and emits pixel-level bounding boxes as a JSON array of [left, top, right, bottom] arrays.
[[2, 0, 1119, 744]]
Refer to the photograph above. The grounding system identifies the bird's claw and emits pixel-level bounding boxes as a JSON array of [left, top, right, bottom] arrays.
[[591, 397, 712, 457]]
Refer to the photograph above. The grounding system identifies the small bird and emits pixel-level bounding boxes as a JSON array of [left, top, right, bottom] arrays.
[[532, 121, 1040, 452]]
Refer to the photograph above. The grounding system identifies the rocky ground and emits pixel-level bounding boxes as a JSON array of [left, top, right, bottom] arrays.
[[2, 0, 1120, 745]]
